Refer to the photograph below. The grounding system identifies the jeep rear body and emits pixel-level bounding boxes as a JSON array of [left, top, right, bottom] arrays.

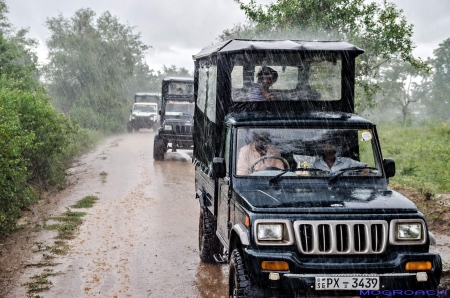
[[153, 77, 194, 160]]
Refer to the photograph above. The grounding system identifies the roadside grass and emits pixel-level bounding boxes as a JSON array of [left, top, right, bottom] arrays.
[[70, 195, 99, 208], [99, 171, 108, 183], [378, 122, 450, 195], [22, 269, 59, 297], [23, 195, 99, 296], [44, 210, 86, 240]]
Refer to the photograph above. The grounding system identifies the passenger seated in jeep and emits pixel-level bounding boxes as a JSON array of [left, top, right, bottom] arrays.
[[312, 141, 369, 173], [247, 67, 278, 101], [236, 131, 284, 175]]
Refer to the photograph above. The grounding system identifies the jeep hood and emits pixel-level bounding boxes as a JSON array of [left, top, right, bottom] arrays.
[[235, 187, 418, 214]]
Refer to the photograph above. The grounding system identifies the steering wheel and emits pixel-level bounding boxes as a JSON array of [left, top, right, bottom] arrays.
[[249, 155, 290, 173]]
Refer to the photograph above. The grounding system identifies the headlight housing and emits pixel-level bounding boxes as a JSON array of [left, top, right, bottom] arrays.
[[164, 125, 172, 130], [254, 219, 294, 246], [258, 224, 283, 241], [389, 219, 426, 245]]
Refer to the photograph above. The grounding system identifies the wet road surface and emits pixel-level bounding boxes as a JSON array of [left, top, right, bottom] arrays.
[[6, 131, 228, 298]]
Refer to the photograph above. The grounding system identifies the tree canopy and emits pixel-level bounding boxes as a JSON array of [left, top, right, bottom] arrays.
[[222, 0, 428, 111], [44, 8, 150, 132], [419, 38, 450, 122]]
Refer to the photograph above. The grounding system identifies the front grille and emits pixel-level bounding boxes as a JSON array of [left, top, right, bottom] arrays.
[[293, 220, 388, 254], [174, 125, 192, 134], [136, 116, 152, 123]]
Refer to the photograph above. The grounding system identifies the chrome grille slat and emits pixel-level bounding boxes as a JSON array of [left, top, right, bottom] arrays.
[[174, 125, 192, 134], [293, 220, 388, 255]]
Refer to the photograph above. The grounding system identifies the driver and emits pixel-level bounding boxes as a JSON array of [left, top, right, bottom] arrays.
[[237, 131, 284, 175]]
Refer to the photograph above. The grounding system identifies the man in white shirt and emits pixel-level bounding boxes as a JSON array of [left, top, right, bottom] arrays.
[[312, 142, 368, 174]]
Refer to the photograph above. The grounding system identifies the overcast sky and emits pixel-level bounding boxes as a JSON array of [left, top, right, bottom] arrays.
[[7, 0, 450, 73]]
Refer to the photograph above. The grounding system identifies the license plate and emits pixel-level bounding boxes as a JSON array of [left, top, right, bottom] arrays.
[[315, 275, 379, 290]]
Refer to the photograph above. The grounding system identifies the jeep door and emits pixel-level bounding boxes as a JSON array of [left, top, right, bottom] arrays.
[[216, 128, 232, 246]]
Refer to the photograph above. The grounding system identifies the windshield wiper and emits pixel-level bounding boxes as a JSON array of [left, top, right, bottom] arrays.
[[328, 166, 378, 183], [269, 168, 326, 184], [269, 170, 290, 185]]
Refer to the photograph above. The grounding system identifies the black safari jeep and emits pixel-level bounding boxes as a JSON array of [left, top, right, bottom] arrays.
[[127, 92, 161, 132], [153, 77, 194, 160], [192, 40, 442, 297]]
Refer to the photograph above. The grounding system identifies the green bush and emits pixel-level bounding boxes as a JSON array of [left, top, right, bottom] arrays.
[[0, 95, 36, 232], [378, 122, 450, 193], [0, 76, 81, 236]]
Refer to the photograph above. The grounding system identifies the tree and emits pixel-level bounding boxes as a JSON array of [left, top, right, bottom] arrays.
[[364, 59, 422, 125], [0, 0, 40, 90], [419, 38, 450, 122], [44, 8, 150, 132], [222, 0, 428, 111]]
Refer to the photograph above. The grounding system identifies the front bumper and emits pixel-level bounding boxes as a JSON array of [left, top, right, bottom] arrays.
[[159, 129, 193, 147], [132, 117, 157, 127], [243, 248, 442, 296]]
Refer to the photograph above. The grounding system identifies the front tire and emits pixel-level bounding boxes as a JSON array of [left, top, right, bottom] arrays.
[[127, 122, 133, 133], [153, 135, 165, 161], [198, 207, 219, 263], [229, 249, 265, 298]]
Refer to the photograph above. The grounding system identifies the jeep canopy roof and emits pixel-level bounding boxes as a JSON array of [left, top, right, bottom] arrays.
[[193, 39, 363, 59], [161, 77, 194, 98]]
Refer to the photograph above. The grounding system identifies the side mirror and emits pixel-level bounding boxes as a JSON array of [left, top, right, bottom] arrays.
[[212, 157, 226, 178], [130, 109, 132, 113], [383, 158, 395, 178], [159, 110, 161, 115]]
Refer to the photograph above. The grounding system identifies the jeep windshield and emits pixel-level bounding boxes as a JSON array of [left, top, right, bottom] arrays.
[[168, 82, 194, 95], [231, 52, 341, 102], [166, 101, 194, 117], [135, 94, 159, 102], [235, 127, 382, 178]]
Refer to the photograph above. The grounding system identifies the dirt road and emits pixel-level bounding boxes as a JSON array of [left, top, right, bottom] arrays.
[[3, 131, 228, 298]]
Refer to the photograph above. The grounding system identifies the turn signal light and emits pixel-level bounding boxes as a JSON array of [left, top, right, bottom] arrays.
[[405, 261, 432, 271], [245, 216, 250, 227], [261, 261, 289, 271]]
